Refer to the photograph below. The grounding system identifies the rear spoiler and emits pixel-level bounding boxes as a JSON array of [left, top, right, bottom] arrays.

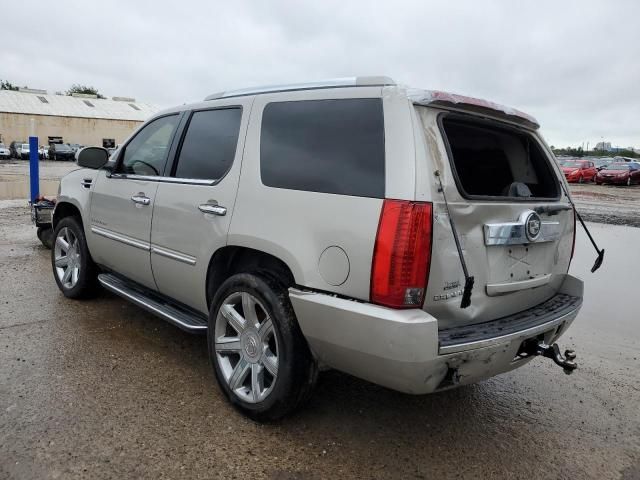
[[409, 89, 540, 130]]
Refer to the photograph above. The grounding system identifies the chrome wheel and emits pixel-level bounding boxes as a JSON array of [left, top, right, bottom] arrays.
[[54, 227, 81, 289], [214, 291, 279, 404]]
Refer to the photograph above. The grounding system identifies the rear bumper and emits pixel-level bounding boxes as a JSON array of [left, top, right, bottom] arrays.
[[289, 274, 583, 394]]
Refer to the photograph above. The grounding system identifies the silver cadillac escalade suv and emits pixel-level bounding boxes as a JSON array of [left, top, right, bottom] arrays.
[[51, 76, 585, 421]]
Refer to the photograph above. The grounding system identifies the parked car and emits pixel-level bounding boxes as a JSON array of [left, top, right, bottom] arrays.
[[49, 143, 75, 161], [9, 140, 26, 159], [0, 143, 10, 159], [593, 159, 613, 171], [51, 77, 583, 421], [595, 162, 640, 186], [69, 143, 84, 153], [39, 146, 49, 160], [19, 143, 31, 160], [560, 160, 597, 183]]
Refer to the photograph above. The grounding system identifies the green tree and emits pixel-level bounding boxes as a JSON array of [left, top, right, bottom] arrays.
[[1, 79, 19, 91], [66, 84, 105, 99]]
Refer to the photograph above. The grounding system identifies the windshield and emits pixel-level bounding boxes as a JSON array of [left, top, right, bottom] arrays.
[[57, 144, 71, 151], [561, 161, 583, 168], [21, 144, 29, 149], [604, 164, 630, 170]]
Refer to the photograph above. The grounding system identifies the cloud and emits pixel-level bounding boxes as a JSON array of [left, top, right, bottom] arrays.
[[2, 0, 639, 147]]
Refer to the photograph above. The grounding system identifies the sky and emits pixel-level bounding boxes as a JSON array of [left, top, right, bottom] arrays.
[[2, 0, 639, 148]]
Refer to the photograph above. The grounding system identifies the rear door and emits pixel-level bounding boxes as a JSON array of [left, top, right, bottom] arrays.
[[414, 107, 574, 329], [150, 100, 250, 313], [88, 113, 182, 290]]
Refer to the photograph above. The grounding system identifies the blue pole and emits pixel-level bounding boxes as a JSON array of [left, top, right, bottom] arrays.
[[29, 136, 39, 203]]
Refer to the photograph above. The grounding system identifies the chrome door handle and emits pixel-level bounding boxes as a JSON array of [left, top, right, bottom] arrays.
[[198, 203, 227, 216], [131, 193, 151, 206]]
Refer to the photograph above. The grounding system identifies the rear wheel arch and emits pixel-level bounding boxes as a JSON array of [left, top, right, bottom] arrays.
[[205, 246, 296, 308]]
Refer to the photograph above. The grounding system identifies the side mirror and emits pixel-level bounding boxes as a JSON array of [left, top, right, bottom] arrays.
[[77, 147, 109, 169]]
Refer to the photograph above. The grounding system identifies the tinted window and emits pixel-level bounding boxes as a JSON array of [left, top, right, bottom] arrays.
[[260, 99, 385, 197], [174, 108, 242, 180], [120, 115, 179, 176]]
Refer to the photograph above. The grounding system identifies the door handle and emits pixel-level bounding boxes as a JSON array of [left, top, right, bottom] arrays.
[[131, 193, 151, 206], [198, 203, 227, 216]]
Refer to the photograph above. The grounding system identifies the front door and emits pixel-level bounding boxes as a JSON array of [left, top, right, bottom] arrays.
[[150, 103, 249, 313], [88, 114, 182, 290]]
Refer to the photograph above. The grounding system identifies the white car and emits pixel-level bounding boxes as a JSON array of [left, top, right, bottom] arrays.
[[20, 143, 30, 160], [0, 143, 10, 159], [52, 76, 591, 421]]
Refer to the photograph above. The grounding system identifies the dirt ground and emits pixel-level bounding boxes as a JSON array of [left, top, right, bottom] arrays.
[[0, 161, 639, 479]]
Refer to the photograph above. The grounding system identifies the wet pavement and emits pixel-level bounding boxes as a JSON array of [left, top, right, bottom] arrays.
[[0, 200, 638, 479]]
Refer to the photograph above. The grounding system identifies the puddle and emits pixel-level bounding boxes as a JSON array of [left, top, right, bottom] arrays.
[[0, 178, 60, 200]]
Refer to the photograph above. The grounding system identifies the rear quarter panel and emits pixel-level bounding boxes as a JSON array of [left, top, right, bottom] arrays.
[[229, 87, 414, 301]]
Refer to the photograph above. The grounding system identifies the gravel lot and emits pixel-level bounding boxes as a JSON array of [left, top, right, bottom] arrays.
[[0, 159, 639, 479]]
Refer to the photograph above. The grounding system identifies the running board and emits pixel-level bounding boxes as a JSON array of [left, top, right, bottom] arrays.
[[98, 273, 208, 333]]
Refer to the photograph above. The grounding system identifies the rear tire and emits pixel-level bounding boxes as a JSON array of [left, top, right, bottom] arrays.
[[51, 216, 99, 299], [207, 273, 317, 421]]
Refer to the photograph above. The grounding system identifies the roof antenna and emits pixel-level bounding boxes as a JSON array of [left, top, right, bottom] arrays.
[[434, 170, 474, 308], [558, 181, 604, 272]]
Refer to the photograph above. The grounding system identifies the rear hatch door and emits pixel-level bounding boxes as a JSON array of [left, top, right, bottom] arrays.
[[414, 104, 574, 330]]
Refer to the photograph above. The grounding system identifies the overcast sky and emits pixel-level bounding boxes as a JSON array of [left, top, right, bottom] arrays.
[[3, 0, 639, 148]]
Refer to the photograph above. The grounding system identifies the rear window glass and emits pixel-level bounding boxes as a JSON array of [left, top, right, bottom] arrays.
[[260, 98, 385, 198], [441, 116, 559, 199], [174, 108, 242, 181]]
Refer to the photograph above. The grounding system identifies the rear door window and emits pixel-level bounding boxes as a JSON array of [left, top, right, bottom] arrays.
[[260, 98, 385, 198], [173, 108, 242, 181]]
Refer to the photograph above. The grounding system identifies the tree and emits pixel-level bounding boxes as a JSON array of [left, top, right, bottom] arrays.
[[66, 84, 105, 99], [1, 79, 19, 91]]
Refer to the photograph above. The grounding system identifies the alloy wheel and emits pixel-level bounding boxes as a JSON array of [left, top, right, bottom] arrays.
[[54, 227, 81, 289], [214, 291, 279, 404]]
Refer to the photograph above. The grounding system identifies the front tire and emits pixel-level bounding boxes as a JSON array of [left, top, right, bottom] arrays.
[[51, 216, 98, 298], [627, 177, 631, 186], [208, 273, 317, 421]]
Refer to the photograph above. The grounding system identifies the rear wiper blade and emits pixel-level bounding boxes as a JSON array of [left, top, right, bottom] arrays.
[[558, 181, 604, 273], [434, 170, 474, 308]]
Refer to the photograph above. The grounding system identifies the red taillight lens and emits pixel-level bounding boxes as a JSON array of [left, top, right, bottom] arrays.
[[371, 200, 433, 309]]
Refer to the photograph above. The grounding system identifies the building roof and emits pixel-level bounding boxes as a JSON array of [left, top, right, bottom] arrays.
[[0, 90, 158, 121]]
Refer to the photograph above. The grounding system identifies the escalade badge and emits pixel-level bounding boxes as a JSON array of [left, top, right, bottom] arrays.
[[525, 211, 542, 241]]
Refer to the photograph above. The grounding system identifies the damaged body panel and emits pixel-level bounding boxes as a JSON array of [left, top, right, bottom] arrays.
[[289, 274, 582, 394]]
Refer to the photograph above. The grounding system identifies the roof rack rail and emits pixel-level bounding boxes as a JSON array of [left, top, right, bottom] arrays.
[[205, 76, 395, 101]]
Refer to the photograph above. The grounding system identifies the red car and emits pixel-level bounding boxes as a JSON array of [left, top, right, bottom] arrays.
[[560, 160, 598, 183], [595, 162, 640, 186]]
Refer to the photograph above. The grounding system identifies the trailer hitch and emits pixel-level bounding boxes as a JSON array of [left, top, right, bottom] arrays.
[[521, 340, 577, 374]]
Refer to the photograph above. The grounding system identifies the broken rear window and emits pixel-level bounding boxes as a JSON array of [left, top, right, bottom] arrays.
[[441, 116, 560, 200]]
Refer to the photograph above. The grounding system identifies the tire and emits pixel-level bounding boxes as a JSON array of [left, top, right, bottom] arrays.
[[596, 181, 601, 185], [51, 216, 99, 299], [578, 175, 584, 184], [627, 177, 631, 186], [208, 273, 317, 421], [37, 226, 54, 249]]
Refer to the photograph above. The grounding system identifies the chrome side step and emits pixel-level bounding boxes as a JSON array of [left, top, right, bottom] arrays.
[[98, 273, 208, 333]]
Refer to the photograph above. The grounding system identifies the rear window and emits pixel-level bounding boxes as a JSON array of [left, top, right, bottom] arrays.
[[174, 108, 242, 181], [260, 98, 385, 198], [441, 116, 559, 199]]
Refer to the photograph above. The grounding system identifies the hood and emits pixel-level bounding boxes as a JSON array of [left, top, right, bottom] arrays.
[[562, 166, 580, 173]]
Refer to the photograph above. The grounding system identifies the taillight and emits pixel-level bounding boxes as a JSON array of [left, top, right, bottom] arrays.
[[370, 200, 433, 309]]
